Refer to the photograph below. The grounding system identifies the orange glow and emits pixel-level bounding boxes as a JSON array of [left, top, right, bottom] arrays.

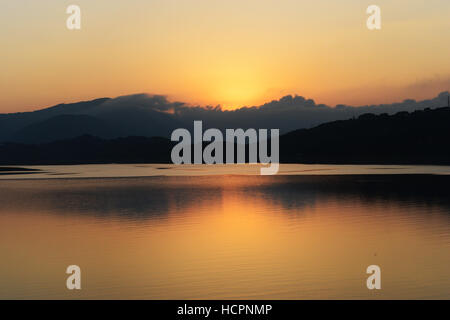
[[0, 1, 449, 112], [1, 175, 449, 299]]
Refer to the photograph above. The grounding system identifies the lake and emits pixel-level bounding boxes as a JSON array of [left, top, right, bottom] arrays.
[[0, 164, 449, 299]]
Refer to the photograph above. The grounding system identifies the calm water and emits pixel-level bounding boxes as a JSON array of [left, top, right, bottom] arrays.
[[0, 164, 450, 299]]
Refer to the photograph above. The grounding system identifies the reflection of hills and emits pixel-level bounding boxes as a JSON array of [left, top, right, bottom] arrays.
[[1, 104, 450, 165], [1, 175, 450, 221]]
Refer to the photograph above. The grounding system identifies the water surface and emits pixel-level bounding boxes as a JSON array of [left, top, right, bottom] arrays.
[[0, 165, 449, 299]]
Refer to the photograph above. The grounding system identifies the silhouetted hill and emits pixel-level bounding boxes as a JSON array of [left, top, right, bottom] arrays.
[[0, 98, 110, 142], [1, 105, 450, 165], [280, 106, 450, 164], [0, 135, 174, 165], [1, 92, 448, 143], [12, 114, 118, 143], [0, 96, 182, 142]]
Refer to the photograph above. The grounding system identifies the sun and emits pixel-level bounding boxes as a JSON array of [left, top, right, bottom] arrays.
[[208, 68, 267, 110]]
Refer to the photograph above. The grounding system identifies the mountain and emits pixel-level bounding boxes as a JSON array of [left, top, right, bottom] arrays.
[[0, 135, 174, 165], [280, 106, 450, 164], [2, 104, 450, 165], [12, 114, 117, 144], [0, 98, 110, 142], [0, 96, 182, 142], [0, 92, 448, 143]]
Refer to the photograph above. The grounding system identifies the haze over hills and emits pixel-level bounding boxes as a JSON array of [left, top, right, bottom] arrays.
[[0, 92, 449, 144]]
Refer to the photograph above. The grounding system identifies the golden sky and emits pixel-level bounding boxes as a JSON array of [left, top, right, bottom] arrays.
[[0, 0, 449, 112]]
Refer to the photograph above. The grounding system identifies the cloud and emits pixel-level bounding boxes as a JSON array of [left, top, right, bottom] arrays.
[[404, 75, 450, 97], [91, 90, 450, 135], [318, 75, 450, 107]]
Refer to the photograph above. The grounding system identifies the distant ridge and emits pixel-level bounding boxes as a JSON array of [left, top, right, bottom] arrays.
[[1, 105, 450, 165], [0, 135, 173, 165], [12, 114, 117, 144], [280, 106, 450, 164], [0, 92, 448, 143]]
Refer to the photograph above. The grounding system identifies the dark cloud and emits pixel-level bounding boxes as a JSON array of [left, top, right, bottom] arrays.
[[92, 90, 449, 134]]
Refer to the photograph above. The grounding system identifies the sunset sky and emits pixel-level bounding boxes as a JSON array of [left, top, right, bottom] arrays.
[[1, 0, 449, 112]]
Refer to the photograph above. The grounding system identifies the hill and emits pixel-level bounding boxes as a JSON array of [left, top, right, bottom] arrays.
[[12, 114, 118, 144], [1, 104, 450, 165], [0, 135, 174, 165], [0, 92, 448, 143], [280, 106, 450, 164]]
